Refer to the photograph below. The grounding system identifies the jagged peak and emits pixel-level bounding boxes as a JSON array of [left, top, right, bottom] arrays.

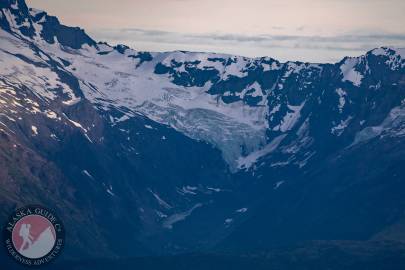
[[28, 7, 47, 22], [0, 0, 32, 23], [0, 0, 97, 50], [1, 0, 403, 69], [368, 46, 405, 59], [0, 0, 28, 10]]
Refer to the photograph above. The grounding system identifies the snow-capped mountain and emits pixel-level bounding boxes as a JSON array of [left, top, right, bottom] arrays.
[[1, 0, 405, 263]]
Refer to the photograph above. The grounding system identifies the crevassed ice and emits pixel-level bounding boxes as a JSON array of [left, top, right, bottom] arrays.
[[32, 43, 270, 171]]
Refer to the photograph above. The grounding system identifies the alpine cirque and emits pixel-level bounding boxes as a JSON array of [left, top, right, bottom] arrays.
[[1, 0, 405, 269]]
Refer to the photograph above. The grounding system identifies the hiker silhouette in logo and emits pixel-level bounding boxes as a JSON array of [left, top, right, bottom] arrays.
[[19, 223, 34, 252]]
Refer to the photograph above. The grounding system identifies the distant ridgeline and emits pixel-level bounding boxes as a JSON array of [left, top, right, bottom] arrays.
[[0, 0, 405, 266]]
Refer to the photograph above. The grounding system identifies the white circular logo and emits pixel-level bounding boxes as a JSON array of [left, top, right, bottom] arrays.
[[3, 205, 64, 266]]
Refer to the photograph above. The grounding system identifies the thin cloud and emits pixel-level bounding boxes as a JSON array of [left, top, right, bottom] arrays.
[[89, 28, 405, 55], [28, 0, 405, 62]]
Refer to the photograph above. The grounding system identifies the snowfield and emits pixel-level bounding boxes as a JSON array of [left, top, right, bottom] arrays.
[[1, 3, 405, 172]]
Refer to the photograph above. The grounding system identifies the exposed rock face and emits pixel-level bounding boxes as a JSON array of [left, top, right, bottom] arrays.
[[1, 0, 405, 263]]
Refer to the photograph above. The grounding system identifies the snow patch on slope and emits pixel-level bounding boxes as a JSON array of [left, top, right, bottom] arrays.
[[237, 134, 286, 170], [336, 88, 346, 113], [163, 203, 202, 229], [340, 58, 363, 86], [353, 105, 405, 145], [331, 116, 353, 136], [273, 102, 305, 132]]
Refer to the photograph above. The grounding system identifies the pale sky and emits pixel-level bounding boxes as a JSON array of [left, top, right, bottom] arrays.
[[27, 0, 405, 62]]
